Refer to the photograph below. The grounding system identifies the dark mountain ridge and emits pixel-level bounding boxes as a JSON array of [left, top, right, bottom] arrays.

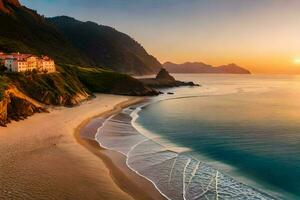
[[47, 16, 162, 75], [163, 62, 251, 74], [0, 0, 89, 65], [0, 0, 162, 75]]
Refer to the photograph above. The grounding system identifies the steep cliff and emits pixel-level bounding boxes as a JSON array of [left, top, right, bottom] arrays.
[[6, 69, 92, 106], [0, 85, 46, 126], [47, 16, 162, 75]]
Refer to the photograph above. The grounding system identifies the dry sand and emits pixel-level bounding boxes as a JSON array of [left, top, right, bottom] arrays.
[[0, 94, 165, 200]]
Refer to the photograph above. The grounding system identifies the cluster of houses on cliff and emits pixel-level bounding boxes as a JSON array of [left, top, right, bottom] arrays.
[[0, 52, 56, 73]]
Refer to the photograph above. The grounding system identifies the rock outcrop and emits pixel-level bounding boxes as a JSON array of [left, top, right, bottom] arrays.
[[156, 68, 176, 81], [0, 86, 46, 126], [109, 77, 160, 96], [139, 68, 199, 88]]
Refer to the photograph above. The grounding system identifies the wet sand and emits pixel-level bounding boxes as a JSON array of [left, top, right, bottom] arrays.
[[0, 94, 165, 200]]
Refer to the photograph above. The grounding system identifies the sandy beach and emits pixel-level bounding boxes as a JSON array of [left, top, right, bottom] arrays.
[[0, 94, 165, 200]]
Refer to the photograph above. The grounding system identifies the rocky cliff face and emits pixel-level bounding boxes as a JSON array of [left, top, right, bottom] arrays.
[[156, 68, 176, 81], [0, 86, 46, 126], [0, 95, 8, 125], [6, 70, 93, 106]]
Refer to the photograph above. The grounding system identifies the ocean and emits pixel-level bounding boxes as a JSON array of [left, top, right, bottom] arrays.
[[96, 74, 300, 200]]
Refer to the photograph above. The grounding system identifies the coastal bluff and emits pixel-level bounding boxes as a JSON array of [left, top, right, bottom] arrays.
[[0, 86, 46, 126]]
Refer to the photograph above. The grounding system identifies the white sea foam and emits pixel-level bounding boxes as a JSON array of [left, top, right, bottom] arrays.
[[95, 102, 277, 200], [93, 80, 281, 199]]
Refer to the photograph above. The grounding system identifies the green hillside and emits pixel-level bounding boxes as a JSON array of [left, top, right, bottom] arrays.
[[2, 65, 158, 106], [0, 0, 159, 109], [48, 16, 162, 75]]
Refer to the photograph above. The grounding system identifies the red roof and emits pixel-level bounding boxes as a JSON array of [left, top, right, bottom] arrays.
[[0, 52, 53, 61], [11, 53, 33, 60], [0, 52, 7, 59]]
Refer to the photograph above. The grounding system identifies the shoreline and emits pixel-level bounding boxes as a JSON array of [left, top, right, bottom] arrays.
[[0, 94, 163, 200], [75, 97, 167, 200]]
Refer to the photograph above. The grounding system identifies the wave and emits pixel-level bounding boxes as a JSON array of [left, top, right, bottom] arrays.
[[95, 100, 278, 200]]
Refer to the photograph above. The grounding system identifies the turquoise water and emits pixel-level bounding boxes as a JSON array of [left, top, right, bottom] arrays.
[[135, 75, 300, 199]]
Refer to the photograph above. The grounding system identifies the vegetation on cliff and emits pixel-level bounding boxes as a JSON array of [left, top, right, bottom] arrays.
[[61, 65, 159, 96], [2, 64, 159, 107], [47, 16, 162, 75], [0, 65, 159, 126], [5, 69, 92, 106]]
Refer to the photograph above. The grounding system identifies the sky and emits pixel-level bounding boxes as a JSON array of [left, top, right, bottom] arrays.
[[20, 0, 300, 74]]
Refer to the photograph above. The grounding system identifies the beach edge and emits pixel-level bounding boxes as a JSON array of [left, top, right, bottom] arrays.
[[74, 97, 166, 200]]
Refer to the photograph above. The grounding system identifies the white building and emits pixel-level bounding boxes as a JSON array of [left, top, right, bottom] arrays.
[[3, 53, 56, 73], [38, 56, 56, 73]]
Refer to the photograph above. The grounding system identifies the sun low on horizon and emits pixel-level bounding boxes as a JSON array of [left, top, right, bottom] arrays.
[[294, 58, 300, 65]]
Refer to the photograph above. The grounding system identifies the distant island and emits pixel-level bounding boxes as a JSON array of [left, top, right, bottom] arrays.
[[163, 62, 251, 74]]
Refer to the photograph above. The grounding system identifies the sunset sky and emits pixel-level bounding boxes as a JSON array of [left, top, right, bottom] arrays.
[[21, 0, 300, 74]]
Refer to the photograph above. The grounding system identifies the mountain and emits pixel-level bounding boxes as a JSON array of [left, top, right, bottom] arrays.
[[163, 62, 251, 74], [0, 0, 162, 75], [47, 16, 162, 75], [0, 0, 90, 65], [216, 63, 251, 74]]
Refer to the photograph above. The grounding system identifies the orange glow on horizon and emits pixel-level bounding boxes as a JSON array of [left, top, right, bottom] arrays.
[[294, 58, 300, 65], [151, 51, 300, 74], [147, 45, 300, 74]]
